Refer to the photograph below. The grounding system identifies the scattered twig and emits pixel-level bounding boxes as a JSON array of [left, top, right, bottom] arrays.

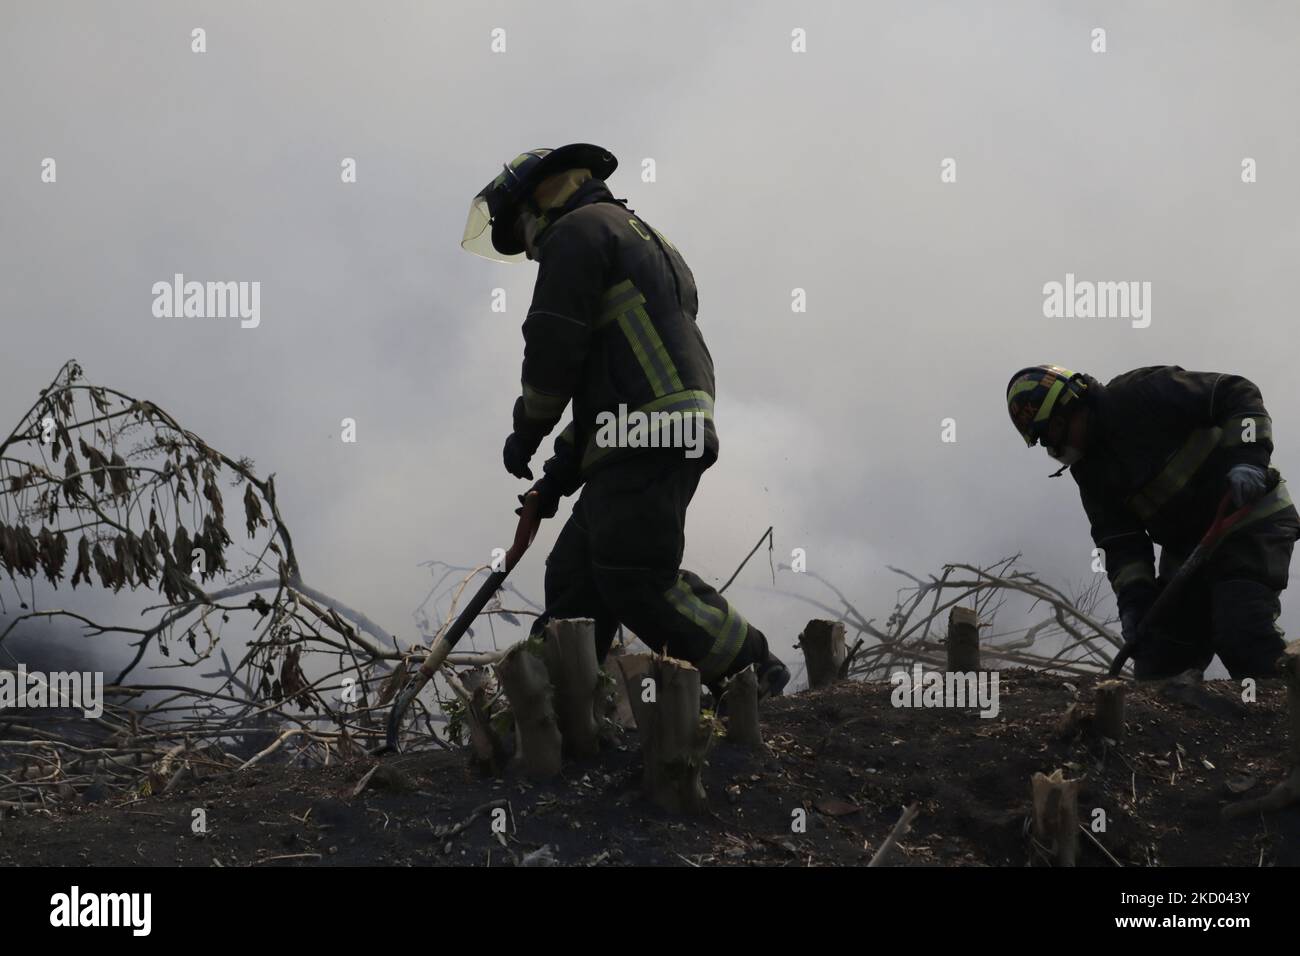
[[1078, 823, 1124, 867], [868, 802, 919, 867], [254, 852, 323, 865], [430, 798, 510, 839], [719, 525, 773, 595]]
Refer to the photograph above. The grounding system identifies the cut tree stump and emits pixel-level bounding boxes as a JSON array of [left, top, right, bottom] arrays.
[[1094, 680, 1127, 741], [1053, 702, 1083, 740], [615, 653, 654, 731], [1030, 768, 1083, 866], [604, 663, 637, 730], [1224, 642, 1300, 818], [799, 619, 846, 689], [722, 664, 764, 750], [618, 653, 714, 814], [946, 607, 980, 672], [541, 618, 602, 758], [447, 667, 508, 773], [602, 645, 637, 730], [465, 683, 509, 773], [496, 639, 562, 779]]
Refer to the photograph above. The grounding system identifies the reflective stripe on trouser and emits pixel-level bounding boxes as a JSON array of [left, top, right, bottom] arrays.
[[532, 452, 767, 684], [663, 572, 750, 683]]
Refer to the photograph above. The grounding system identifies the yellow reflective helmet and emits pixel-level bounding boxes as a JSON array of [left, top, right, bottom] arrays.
[[1006, 365, 1088, 448]]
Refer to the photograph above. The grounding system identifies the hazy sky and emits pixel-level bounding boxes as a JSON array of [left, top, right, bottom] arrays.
[[4, 1, 1299, 679]]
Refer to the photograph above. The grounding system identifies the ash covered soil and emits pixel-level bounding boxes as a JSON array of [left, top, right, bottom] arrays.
[[2, 670, 1296, 867]]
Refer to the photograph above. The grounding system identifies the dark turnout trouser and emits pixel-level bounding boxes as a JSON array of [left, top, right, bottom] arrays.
[[529, 451, 771, 686], [1135, 508, 1300, 680]]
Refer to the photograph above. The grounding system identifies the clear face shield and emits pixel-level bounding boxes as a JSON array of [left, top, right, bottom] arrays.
[[460, 193, 528, 263]]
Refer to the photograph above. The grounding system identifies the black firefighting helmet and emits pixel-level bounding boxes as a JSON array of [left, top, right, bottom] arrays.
[[461, 144, 617, 261]]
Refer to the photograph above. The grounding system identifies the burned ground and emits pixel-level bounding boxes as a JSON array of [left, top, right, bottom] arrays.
[[1, 669, 1295, 866]]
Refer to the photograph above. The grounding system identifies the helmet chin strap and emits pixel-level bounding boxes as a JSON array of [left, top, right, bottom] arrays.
[[1046, 446, 1082, 477]]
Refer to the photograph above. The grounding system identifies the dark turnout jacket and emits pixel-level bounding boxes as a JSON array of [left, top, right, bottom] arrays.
[[510, 179, 719, 496], [1069, 366, 1296, 613]]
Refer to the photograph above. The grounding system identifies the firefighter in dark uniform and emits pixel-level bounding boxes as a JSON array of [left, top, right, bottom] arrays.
[[1007, 364, 1299, 680], [461, 144, 790, 699]]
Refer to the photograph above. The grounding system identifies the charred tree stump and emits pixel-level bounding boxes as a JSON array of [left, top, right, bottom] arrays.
[[496, 640, 562, 779], [799, 619, 846, 689], [1094, 680, 1127, 741], [1224, 643, 1300, 818], [946, 607, 980, 672], [541, 618, 601, 759], [722, 664, 764, 750], [618, 653, 713, 814], [1030, 769, 1082, 866]]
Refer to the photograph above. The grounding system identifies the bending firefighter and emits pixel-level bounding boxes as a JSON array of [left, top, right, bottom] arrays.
[[1007, 365, 1300, 679], [461, 143, 790, 700]]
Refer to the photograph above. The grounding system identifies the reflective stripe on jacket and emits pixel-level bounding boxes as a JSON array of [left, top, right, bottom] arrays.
[[511, 179, 719, 495], [1070, 366, 1293, 609]]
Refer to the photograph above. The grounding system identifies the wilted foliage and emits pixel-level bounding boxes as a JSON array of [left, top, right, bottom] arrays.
[[0, 362, 417, 810], [0, 361, 293, 661]]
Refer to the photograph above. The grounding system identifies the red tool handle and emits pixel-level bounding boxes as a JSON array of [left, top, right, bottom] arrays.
[[1206, 490, 1252, 543], [378, 491, 547, 753], [505, 491, 544, 572], [1108, 489, 1262, 677]]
